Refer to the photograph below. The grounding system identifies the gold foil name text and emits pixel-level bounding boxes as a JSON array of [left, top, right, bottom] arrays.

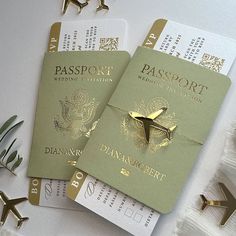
[[44, 147, 82, 157], [99, 144, 166, 182]]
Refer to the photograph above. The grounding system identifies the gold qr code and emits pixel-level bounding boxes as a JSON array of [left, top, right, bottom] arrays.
[[199, 53, 225, 73], [99, 37, 119, 51]]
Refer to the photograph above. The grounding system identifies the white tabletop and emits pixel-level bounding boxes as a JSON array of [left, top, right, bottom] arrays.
[[1, 0, 236, 235]]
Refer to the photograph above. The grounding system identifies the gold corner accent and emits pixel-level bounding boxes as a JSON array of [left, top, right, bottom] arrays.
[[28, 178, 42, 206], [142, 19, 167, 49], [47, 22, 61, 53], [67, 170, 87, 200]]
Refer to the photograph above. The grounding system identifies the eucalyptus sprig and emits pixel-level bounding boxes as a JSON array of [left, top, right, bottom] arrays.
[[0, 115, 24, 175]]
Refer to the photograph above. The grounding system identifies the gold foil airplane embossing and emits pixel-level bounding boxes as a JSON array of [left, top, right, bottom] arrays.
[[200, 182, 236, 226], [0, 191, 28, 228], [129, 107, 177, 143]]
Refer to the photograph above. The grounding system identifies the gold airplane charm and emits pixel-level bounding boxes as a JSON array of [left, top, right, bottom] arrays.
[[86, 0, 109, 12], [200, 182, 236, 225], [129, 107, 177, 143], [0, 191, 29, 228], [96, 0, 109, 11], [62, 0, 88, 14]]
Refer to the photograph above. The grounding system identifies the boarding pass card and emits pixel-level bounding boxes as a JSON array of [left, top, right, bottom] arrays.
[[143, 19, 236, 75], [47, 19, 128, 52]]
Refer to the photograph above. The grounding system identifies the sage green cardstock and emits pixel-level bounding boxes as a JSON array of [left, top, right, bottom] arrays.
[[76, 46, 231, 214], [27, 51, 130, 180]]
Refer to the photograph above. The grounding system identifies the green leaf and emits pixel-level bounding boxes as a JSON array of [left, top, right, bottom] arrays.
[[0, 150, 6, 159], [6, 151, 17, 166], [0, 120, 24, 143], [11, 155, 23, 172], [2, 138, 17, 161], [0, 115, 17, 135]]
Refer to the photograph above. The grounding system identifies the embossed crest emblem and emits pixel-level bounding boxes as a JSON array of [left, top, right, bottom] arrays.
[[54, 89, 99, 139], [121, 97, 177, 153]]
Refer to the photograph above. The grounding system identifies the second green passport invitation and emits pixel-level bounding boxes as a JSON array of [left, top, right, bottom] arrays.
[[75, 46, 231, 214], [27, 51, 130, 180]]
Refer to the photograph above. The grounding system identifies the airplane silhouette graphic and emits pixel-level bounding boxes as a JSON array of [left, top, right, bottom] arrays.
[[129, 107, 177, 143], [0, 191, 28, 228], [200, 182, 236, 225]]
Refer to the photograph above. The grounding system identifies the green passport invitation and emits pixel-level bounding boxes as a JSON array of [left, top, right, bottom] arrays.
[[27, 51, 130, 180], [76, 46, 231, 213]]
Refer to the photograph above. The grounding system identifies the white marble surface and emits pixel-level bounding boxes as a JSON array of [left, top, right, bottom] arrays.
[[1, 0, 236, 235]]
